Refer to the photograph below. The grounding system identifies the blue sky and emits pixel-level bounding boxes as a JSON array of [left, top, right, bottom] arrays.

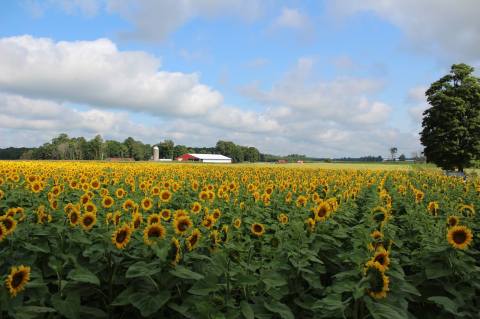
[[0, 0, 479, 157]]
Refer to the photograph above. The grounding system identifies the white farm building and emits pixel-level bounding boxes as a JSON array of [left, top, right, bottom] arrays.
[[176, 153, 232, 163]]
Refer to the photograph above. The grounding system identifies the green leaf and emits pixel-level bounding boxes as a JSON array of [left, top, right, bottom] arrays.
[[13, 306, 56, 319], [79, 306, 107, 318], [428, 296, 459, 315], [263, 301, 294, 319], [188, 277, 220, 296], [67, 268, 100, 286], [240, 301, 254, 319], [364, 299, 407, 319], [111, 287, 135, 306], [425, 262, 452, 279], [51, 293, 81, 319], [169, 266, 204, 280], [129, 291, 171, 317], [126, 261, 162, 278], [23, 242, 50, 253], [262, 273, 287, 288]]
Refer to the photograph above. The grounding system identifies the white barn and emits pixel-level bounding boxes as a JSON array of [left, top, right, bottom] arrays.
[[177, 153, 232, 163]]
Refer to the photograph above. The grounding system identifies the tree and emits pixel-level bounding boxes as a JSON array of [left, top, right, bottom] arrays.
[[389, 147, 398, 161], [398, 154, 406, 161], [420, 63, 480, 172], [158, 139, 174, 159]]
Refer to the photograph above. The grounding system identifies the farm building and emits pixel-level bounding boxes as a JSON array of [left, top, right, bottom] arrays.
[[176, 153, 232, 163]]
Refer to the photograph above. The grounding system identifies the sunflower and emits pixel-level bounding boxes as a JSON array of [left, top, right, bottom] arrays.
[[370, 230, 383, 240], [168, 237, 181, 265], [233, 218, 241, 229], [314, 202, 331, 222], [132, 212, 143, 229], [415, 190, 424, 203], [143, 223, 166, 245], [141, 197, 153, 211], [198, 191, 209, 201], [84, 201, 97, 214], [295, 195, 308, 208], [147, 213, 162, 225], [191, 202, 202, 214], [31, 182, 42, 193], [447, 215, 459, 227], [278, 213, 289, 225], [212, 208, 222, 220], [427, 201, 439, 215], [371, 246, 390, 271], [202, 215, 215, 229], [68, 210, 80, 226], [174, 216, 193, 235], [0, 216, 17, 235], [447, 225, 473, 250], [122, 199, 135, 212], [458, 204, 475, 217], [80, 212, 97, 231], [219, 225, 228, 243], [111, 223, 132, 249], [5, 265, 31, 297], [160, 190, 172, 203], [186, 228, 201, 251], [173, 210, 188, 220], [0, 224, 7, 242], [209, 230, 220, 251], [115, 188, 126, 199], [80, 193, 90, 205], [306, 217, 316, 232], [160, 209, 171, 221], [372, 206, 389, 223], [113, 211, 122, 226], [251, 223, 265, 237], [364, 260, 389, 299], [102, 196, 114, 209]]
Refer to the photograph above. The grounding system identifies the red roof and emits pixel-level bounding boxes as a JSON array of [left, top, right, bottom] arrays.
[[176, 154, 196, 161]]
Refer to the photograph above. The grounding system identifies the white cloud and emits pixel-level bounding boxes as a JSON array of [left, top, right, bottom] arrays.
[[0, 35, 222, 117], [406, 86, 429, 123], [106, 0, 267, 42], [328, 0, 480, 62], [242, 58, 389, 127], [272, 7, 311, 30]]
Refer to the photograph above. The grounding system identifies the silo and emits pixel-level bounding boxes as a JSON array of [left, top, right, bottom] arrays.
[[153, 146, 159, 161]]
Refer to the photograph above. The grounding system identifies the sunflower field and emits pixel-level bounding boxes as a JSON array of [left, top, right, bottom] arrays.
[[0, 161, 479, 319]]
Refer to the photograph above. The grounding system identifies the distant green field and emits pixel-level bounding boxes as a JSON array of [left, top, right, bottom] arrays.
[[245, 162, 436, 170]]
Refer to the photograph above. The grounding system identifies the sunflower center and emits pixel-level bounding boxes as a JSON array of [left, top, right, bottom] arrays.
[[453, 230, 467, 244], [318, 208, 327, 217], [253, 224, 262, 232], [178, 221, 189, 231], [12, 272, 25, 288], [116, 230, 128, 243], [148, 227, 160, 237], [189, 235, 198, 246], [3, 219, 13, 230], [84, 216, 93, 226], [367, 268, 384, 293], [375, 254, 385, 265], [71, 213, 78, 223]]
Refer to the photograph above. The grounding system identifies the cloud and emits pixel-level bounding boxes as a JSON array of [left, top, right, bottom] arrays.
[[328, 0, 480, 62], [106, 0, 267, 42], [0, 35, 222, 117], [242, 58, 389, 127], [406, 86, 429, 123], [272, 7, 311, 30]]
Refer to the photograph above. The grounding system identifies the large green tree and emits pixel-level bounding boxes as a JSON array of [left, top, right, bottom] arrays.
[[420, 63, 480, 172]]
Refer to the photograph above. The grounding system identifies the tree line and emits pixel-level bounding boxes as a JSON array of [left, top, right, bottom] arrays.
[[0, 134, 262, 163]]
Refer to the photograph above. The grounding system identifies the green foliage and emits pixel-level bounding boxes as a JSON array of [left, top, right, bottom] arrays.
[[421, 63, 480, 171]]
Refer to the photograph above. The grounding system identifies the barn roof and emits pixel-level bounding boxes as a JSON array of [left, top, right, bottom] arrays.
[[189, 154, 231, 160]]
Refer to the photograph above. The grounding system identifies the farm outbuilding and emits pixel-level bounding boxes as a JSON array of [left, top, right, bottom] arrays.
[[176, 153, 232, 163]]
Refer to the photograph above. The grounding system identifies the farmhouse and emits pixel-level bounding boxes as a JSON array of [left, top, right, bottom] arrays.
[[176, 153, 232, 163]]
